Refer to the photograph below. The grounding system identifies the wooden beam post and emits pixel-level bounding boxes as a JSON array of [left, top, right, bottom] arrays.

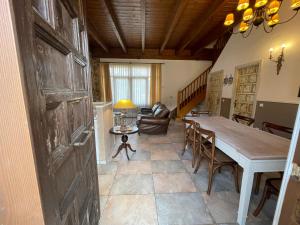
[[141, 0, 146, 53], [0, 0, 45, 224], [103, 0, 127, 53], [160, 0, 189, 53]]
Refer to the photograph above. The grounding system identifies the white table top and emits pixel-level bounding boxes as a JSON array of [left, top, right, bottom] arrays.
[[190, 116, 290, 160]]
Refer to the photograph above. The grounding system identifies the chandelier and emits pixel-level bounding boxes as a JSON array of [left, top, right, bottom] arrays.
[[224, 0, 300, 37]]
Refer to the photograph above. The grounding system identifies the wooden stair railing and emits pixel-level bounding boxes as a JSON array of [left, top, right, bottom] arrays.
[[176, 32, 232, 118], [177, 65, 213, 118]]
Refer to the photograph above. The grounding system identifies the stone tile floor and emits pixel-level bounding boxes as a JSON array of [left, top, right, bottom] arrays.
[[98, 121, 277, 225]]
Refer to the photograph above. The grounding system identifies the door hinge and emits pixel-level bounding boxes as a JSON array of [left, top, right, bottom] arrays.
[[291, 163, 300, 181]]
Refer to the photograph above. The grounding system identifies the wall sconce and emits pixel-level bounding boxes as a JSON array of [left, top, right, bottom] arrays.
[[269, 44, 286, 75], [224, 74, 233, 85]]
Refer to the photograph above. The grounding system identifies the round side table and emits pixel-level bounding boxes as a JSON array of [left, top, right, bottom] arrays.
[[109, 126, 139, 160]]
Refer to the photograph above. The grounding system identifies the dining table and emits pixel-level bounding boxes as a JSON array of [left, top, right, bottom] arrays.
[[188, 116, 290, 225]]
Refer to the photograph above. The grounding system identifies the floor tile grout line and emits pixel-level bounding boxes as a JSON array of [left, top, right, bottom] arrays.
[[151, 169, 161, 225]]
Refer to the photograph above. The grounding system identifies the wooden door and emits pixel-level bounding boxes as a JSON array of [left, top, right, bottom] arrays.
[[279, 134, 300, 225], [206, 71, 223, 116], [12, 0, 100, 225], [232, 63, 259, 118]]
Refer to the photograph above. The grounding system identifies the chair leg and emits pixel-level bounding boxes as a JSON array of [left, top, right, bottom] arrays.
[[192, 145, 196, 168], [234, 164, 240, 193], [255, 173, 263, 194], [193, 152, 202, 174], [207, 165, 215, 195], [253, 183, 272, 217]]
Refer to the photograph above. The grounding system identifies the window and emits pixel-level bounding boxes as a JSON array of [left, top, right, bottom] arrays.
[[109, 63, 151, 107]]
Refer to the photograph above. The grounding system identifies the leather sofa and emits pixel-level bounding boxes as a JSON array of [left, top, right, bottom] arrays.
[[136, 103, 171, 135]]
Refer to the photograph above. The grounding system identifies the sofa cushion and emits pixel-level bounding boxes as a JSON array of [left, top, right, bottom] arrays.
[[152, 102, 161, 113]]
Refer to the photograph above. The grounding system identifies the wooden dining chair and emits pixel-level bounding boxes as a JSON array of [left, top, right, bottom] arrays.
[[232, 114, 255, 126], [193, 122, 240, 195], [182, 119, 199, 168], [253, 178, 281, 216], [253, 121, 293, 217]]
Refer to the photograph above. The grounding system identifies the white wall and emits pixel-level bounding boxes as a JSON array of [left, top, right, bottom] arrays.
[[212, 2, 300, 104], [100, 58, 211, 106]]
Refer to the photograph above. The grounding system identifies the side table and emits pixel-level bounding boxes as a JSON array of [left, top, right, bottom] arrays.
[[109, 126, 139, 160]]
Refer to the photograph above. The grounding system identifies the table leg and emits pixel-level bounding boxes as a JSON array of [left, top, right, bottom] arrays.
[[127, 143, 136, 152], [237, 166, 254, 225], [125, 146, 130, 160], [112, 143, 124, 158]]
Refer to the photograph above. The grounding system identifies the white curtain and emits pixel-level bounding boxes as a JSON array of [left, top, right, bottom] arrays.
[[109, 63, 151, 107]]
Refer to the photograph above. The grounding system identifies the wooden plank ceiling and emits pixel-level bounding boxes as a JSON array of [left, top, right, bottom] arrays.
[[87, 0, 238, 60]]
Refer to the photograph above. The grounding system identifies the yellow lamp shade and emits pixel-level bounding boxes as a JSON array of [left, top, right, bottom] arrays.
[[268, 0, 280, 15], [237, 0, 249, 11], [255, 0, 268, 8], [243, 8, 254, 21], [268, 13, 280, 27], [224, 13, 235, 26], [291, 0, 300, 10], [114, 99, 136, 109], [239, 21, 249, 32]]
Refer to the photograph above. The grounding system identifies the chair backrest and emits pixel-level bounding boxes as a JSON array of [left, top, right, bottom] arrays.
[[232, 114, 255, 126], [193, 122, 216, 163], [262, 121, 293, 139]]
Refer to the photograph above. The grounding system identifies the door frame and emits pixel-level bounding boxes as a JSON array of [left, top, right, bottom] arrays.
[[273, 103, 300, 224], [229, 60, 262, 119], [206, 70, 224, 116]]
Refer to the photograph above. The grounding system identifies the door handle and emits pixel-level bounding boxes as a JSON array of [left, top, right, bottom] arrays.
[[73, 130, 93, 147], [291, 162, 300, 181]]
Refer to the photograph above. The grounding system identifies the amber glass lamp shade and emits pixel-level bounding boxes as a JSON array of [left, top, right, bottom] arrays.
[[114, 99, 136, 109], [291, 0, 300, 10], [255, 0, 268, 8], [224, 13, 235, 26], [237, 0, 249, 11], [268, 13, 280, 27], [268, 0, 280, 15], [239, 21, 250, 32], [243, 8, 254, 21]]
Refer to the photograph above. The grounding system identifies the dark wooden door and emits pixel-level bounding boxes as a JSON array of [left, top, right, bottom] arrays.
[[12, 0, 100, 224]]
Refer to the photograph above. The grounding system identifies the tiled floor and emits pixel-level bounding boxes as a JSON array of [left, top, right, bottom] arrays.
[[98, 121, 277, 225]]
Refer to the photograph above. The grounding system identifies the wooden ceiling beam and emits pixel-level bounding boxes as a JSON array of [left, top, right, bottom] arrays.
[[91, 48, 216, 60], [160, 0, 189, 53], [177, 0, 226, 53], [103, 0, 127, 53], [87, 19, 109, 53], [192, 23, 229, 56], [191, 12, 243, 56], [141, 0, 146, 53]]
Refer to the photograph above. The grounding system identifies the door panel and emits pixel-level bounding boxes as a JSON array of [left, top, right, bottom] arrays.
[[206, 71, 223, 116], [232, 64, 259, 118], [12, 0, 100, 224]]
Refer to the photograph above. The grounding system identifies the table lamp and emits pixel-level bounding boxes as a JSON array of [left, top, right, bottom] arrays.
[[113, 99, 136, 131]]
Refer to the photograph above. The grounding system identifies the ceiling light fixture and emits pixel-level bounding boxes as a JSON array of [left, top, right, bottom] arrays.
[[224, 0, 300, 38]]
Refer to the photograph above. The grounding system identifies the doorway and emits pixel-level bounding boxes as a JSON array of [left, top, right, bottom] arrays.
[[206, 70, 224, 116], [231, 62, 260, 119]]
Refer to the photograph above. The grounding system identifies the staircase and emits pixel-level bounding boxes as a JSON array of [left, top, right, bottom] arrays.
[[176, 32, 232, 118]]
